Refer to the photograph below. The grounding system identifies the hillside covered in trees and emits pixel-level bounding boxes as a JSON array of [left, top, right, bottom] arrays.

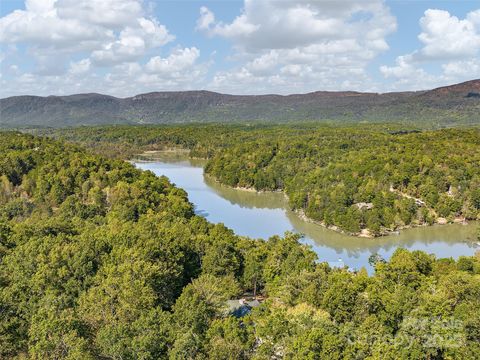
[[1, 132, 480, 359], [51, 124, 480, 237], [1, 79, 479, 128]]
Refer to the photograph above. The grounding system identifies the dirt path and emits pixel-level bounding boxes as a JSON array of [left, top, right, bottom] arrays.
[[389, 185, 426, 206]]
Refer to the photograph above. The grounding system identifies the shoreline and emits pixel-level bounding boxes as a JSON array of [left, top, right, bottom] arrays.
[[203, 174, 474, 239], [133, 151, 475, 239], [295, 208, 470, 239]]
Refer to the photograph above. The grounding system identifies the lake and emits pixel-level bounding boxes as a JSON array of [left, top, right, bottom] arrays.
[[135, 154, 479, 271]]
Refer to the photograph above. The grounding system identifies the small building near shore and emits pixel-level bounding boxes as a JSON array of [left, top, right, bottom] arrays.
[[226, 299, 261, 318], [355, 202, 374, 210]]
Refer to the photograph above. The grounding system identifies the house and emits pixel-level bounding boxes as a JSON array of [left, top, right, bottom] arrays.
[[226, 298, 261, 318], [355, 202, 374, 210]]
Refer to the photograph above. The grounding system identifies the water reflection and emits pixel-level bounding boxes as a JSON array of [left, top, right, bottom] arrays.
[[135, 154, 479, 272], [204, 175, 288, 210]]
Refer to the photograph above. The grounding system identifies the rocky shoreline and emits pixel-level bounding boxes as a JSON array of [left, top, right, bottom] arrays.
[[205, 174, 471, 239], [295, 208, 470, 239]]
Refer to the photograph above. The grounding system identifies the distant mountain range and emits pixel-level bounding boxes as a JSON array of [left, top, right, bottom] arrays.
[[1, 80, 479, 128]]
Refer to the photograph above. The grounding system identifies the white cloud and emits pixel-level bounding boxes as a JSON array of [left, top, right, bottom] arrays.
[[197, 5, 258, 39], [380, 8, 480, 90], [199, 1, 395, 51], [0, 0, 174, 64], [442, 58, 480, 78], [245, 51, 279, 75], [0, 0, 114, 50], [380, 55, 418, 78], [0, 47, 207, 97], [280, 64, 311, 77], [104, 49, 207, 95], [3, 0, 476, 97], [380, 55, 439, 89], [145, 47, 200, 75], [69, 58, 91, 75], [91, 17, 174, 66], [56, 0, 143, 28], [468, 9, 480, 26], [416, 9, 480, 60], [211, 59, 371, 95], [0, 0, 207, 97], [198, 0, 396, 93], [196, 6, 215, 31]]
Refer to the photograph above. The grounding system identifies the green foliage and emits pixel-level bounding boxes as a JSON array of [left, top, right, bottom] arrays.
[[48, 124, 480, 235], [203, 127, 480, 235], [2, 82, 480, 128], [1, 131, 479, 359]]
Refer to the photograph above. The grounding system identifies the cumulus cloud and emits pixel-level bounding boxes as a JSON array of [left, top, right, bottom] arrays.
[[380, 55, 418, 78], [380, 55, 438, 89], [91, 17, 174, 66], [198, 0, 396, 93], [0, 0, 174, 62], [3, 0, 476, 96], [145, 47, 200, 75], [199, 0, 395, 51], [442, 58, 480, 78], [56, 0, 143, 28], [69, 58, 91, 75], [380, 8, 480, 90], [0, 47, 207, 97], [0, 0, 114, 51], [0, 0, 205, 96], [104, 49, 208, 95], [416, 9, 480, 60], [245, 51, 279, 76], [196, 6, 215, 31]]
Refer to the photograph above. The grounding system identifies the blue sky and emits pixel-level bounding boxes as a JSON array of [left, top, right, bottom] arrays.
[[1, 0, 479, 97]]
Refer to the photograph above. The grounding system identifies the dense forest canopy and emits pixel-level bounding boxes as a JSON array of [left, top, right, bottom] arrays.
[[1, 131, 480, 359], [49, 124, 480, 236]]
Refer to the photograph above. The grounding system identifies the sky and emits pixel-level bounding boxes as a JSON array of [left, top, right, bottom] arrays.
[[0, 0, 479, 97]]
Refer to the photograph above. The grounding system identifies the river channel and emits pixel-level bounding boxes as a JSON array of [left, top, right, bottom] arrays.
[[135, 153, 479, 271]]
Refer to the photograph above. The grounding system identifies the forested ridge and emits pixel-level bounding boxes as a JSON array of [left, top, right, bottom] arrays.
[[1, 131, 480, 359], [50, 124, 480, 236], [204, 127, 480, 236], [2, 79, 479, 128]]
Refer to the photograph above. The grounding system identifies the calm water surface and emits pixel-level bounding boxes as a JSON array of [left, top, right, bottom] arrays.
[[135, 155, 479, 271]]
